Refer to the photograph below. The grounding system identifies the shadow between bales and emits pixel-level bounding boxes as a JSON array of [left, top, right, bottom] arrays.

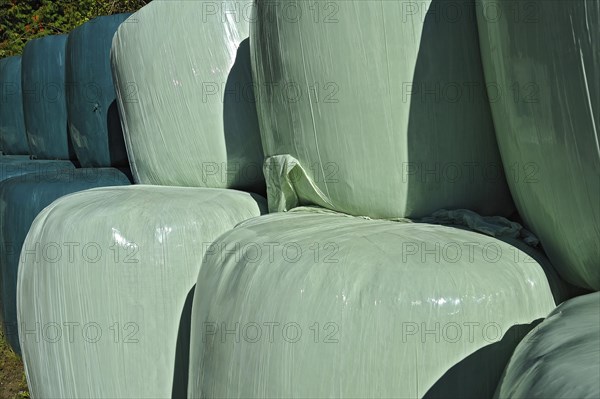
[[171, 285, 195, 399], [223, 38, 266, 197], [404, 0, 513, 218], [424, 320, 543, 399]]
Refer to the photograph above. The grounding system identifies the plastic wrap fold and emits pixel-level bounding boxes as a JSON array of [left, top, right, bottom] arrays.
[[252, 0, 514, 218], [495, 292, 600, 398], [188, 209, 567, 398], [66, 14, 132, 168], [477, 0, 600, 290], [17, 186, 266, 398], [111, 0, 264, 192], [0, 168, 130, 353], [21, 35, 71, 160], [0, 56, 29, 155]]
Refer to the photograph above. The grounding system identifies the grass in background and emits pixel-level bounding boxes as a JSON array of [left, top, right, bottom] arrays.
[[0, 330, 28, 399]]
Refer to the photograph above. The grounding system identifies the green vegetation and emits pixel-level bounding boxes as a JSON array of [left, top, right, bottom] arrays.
[[0, 329, 28, 399], [1, 0, 151, 57]]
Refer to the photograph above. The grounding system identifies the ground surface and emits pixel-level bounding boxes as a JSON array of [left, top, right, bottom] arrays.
[[0, 330, 28, 399]]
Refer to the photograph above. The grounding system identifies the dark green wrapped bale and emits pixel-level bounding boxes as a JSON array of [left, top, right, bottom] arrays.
[[21, 35, 71, 160], [0, 56, 29, 155], [66, 14, 132, 168]]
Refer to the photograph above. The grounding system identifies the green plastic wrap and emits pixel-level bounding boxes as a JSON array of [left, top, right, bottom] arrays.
[[21, 35, 71, 160], [477, 0, 600, 290], [0, 56, 29, 155], [17, 186, 266, 398], [0, 168, 130, 354], [66, 14, 132, 168], [252, 0, 514, 218], [495, 292, 600, 398], [188, 209, 567, 398], [111, 0, 264, 191]]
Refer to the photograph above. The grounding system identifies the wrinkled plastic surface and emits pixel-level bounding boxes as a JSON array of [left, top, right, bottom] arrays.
[[21, 35, 71, 160], [477, 0, 600, 290], [17, 185, 266, 398], [252, 0, 514, 218], [0, 56, 29, 155], [66, 14, 131, 168], [112, 0, 264, 191], [0, 168, 130, 353], [495, 292, 600, 398], [188, 209, 565, 398]]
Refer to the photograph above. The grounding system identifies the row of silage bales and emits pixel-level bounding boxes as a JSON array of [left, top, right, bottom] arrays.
[[16, 1, 266, 397], [0, 14, 135, 355], [0, 14, 135, 353], [3, 0, 597, 397]]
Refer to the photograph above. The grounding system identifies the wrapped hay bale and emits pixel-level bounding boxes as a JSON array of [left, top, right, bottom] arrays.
[[477, 0, 600, 290], [111, 0, 264, 192], [17, 186, 266, 398], [253, 0, 514, 218], [0, 56, 28, 155], [21, 35, 71, 160], [188, 209, 568, 398], [66, 13, 132, 168], [495, 292, 600, 398], [0, 168, 130, 353]]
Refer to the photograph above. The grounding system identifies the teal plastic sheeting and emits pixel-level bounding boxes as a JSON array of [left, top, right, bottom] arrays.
[[477, 0, 600, 290], [0, 168, 130, 354], [0, 56, 29, 155], [188, 209, 568, 398], [1, 158, 75, 182], [111, 0, 264, 192], [252, 0, 514, 218], [66, 14, 132, 168], [17, 186, 266, 398], [495, 292, 600, 398], [21, 35, 71, 160]]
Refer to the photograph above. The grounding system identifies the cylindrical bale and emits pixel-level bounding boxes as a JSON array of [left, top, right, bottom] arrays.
[[17, 185, 266, 398], [0, 56, 29, 155], [495, 292, 600, 398], [0, 168, 130, 354], [477, 0, 600, 290], [252, 0, 514, 218], [66, 14, 132, 168], [21, 35, 71, 160], [111, 0, 264, 191], [187, 210, 569, 398]]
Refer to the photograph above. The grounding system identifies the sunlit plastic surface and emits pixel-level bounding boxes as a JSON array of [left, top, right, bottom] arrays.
[[188, 209, 565, 398]]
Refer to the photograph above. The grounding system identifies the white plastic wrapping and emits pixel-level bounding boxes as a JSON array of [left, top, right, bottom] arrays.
[[477, 0, 600, 290], [188, 209, 567, 398], [252, 0, 514, 218], [111, 0, 264, 192], [17, 185, 266, 398]]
